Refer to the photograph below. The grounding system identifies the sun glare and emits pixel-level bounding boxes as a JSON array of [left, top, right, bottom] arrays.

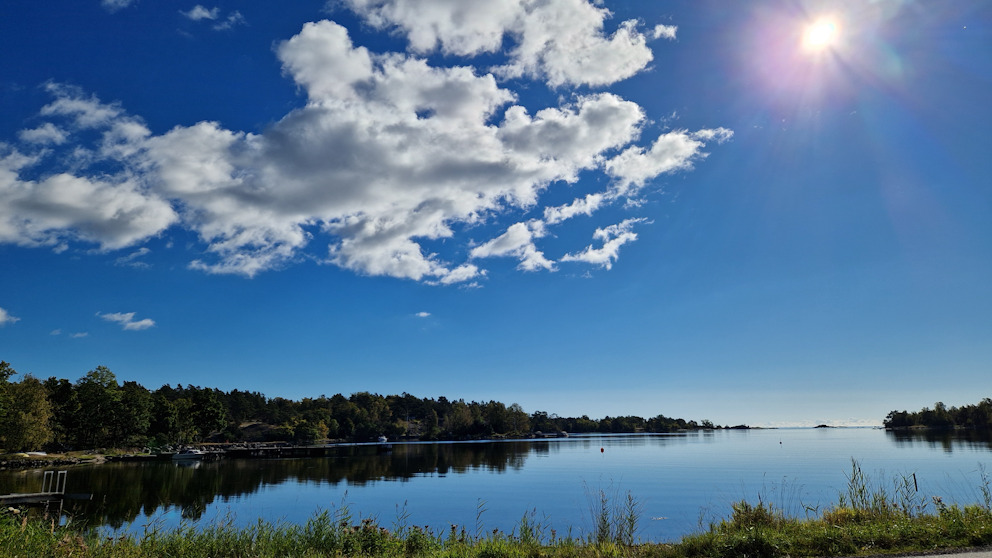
[[804, 20, 837, 50]]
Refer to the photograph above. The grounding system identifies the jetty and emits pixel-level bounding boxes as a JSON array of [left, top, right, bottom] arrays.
[[0, 471, 91, 508]]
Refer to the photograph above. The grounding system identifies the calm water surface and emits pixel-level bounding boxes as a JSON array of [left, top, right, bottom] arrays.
[[2, 428, 991, 541]]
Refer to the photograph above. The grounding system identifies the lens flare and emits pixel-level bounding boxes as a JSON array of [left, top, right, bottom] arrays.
[[804, 21, 837, 50]]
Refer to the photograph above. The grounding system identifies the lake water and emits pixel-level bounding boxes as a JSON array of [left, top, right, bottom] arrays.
[[2, 428, 991, 542]]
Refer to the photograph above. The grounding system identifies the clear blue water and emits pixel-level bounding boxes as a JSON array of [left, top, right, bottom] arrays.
[[3, 428, 990, 541]]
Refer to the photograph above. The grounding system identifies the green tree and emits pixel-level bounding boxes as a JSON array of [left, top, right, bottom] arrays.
[[421, 409, 440, 440], [187, 386, 227, 440], [44, 377, 80, 447], [1, 375, 53, 451], [109, 381, 153, 446], [0, 361, 14, 424], [74, 366, 122, 447]]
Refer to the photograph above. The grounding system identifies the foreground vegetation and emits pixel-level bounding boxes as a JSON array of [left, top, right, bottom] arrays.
[[885, 398, 992, 430], [0, 360, 722, 453], [1, 461, 991, 558]]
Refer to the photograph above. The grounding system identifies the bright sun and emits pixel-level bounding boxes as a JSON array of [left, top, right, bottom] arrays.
[[804, 20, 837, 50]]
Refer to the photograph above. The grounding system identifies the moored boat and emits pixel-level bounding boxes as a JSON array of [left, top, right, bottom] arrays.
[[172, 448, 206, 460]]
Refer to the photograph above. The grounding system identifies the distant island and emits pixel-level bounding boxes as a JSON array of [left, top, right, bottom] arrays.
[[883, 398, 992, 430], [0, 360, 737, 453]]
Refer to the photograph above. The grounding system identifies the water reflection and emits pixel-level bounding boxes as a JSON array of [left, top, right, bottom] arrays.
[[0, 441, 556, 528], [886, 429, 992, 453]]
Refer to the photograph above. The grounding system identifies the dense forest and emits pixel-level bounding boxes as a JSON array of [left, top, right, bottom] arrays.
[[0, 361, 720, 452], [884, 399, 992, 430]]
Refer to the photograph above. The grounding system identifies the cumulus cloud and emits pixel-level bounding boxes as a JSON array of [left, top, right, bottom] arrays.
[[0, 13, 729, 284], [470, 220, 554, 271], [342, 0, 664, 87], [561, 218, 645, 269], [97, 311, 155, 331], [415, 311, 430, 317], [181, 5, 219, 20], [101, 0, 134, 13], [0, 307, 19, 326], [0, 146, 177, 250]]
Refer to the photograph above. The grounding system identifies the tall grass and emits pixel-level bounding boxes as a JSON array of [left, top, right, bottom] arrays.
[[1, 460, 990, 558]]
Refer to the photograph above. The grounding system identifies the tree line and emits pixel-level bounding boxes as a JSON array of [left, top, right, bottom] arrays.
[[884, 399, 992, 430], [0, 361, 720, 452]]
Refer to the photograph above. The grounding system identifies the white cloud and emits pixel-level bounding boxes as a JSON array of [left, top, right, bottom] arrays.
[[470, 220, 554, 272], [342, 0, 662, 87], [0, 307, 19, 326], [71, 332, 89, 338], [181, 6, 246, 30], [181, 5, 219, 21], [18, 123, 68, 145], [415, 311, 430, 317], [101, 0, 134, 13], [653, 24, 677, 40], [97, 311, 156, 331], [0, 15, 729, 285], [51, 329, 61, 335], [606, 128, 733, 196], [561, 217, 645, 270], [114, 247, 151, 268], [543, 193, 604, 224], [213, 11, 247, 30], [0, 148, 177, 250]]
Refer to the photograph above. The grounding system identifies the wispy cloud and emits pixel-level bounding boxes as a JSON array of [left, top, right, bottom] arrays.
[[101, 0, 135, 13], [51, 329, 61, 335], [544, 193, 605, 225], [114, 247, 151, 268], [652, 25, 677, 40], [561, 218, 647, 270], [70, 332, 89, 338], [471, 221, 555, 272], [415, 311, 431, 318], [97, 311, 155, 331], [0, 307, 20, 326], [181, 6, 247, 30], [180, 5, 219, 21], [18, 123, 68, 145], [213, 11, 246, 31]]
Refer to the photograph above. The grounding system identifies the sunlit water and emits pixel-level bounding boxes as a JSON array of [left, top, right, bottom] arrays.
[[2, 428, 990, 541]]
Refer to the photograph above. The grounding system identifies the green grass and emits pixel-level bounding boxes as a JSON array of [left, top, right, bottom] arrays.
[[1, 460, 990, 558]]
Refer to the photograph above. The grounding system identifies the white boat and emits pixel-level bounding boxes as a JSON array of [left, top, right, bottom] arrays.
[[172, 448, 206, 460], [376, 436, 392, 452]]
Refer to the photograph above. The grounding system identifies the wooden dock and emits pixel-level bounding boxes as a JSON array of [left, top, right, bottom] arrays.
[[0, 492, 90, 506], [0, 470, 91, 508]]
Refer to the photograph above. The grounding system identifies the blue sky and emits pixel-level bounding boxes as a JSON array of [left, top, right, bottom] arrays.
[[0, 0, 989, 427]]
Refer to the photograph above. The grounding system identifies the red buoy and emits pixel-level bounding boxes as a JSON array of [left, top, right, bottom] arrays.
[[600, 447, 604, 453]]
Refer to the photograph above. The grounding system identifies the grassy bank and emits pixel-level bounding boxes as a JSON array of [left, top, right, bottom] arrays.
[[2, 462, 991, 558]]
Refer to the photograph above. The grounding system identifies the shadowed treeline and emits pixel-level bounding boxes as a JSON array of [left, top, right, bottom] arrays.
[[884, 399, 992, 431], [0, 360, 718, 452]]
